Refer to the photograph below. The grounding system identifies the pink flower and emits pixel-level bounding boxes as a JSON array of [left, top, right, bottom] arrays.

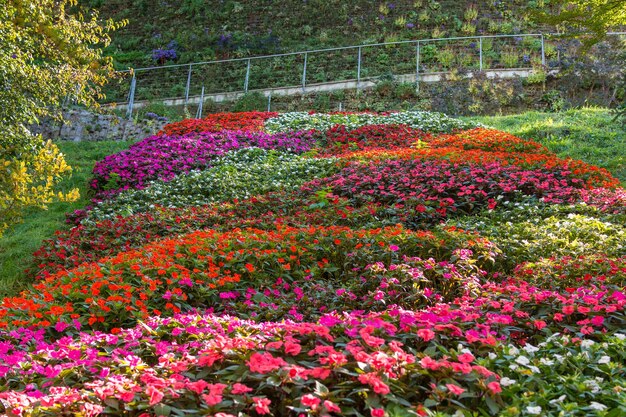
[[358, 373, 390, 395], [446, 384, 465, 395], [284, 341, 302, 356], [487, 381, 502, 394], [324, 400, 341, 413], [417, 328, 435, 341], [562, 305, 575, 315], [145, 385, 164, 406], [419, 356, 442, 370], [533, 320, 547, 330], [231, 383, 253, 395], [371, 408, 385, 417], [201, 392, 222, 406], [389, 244, 399, 251], [591, 316, 604, 326], [202, 383, 227, 405], [457, 352, 475, 363], [54, 321, 69, 333], [247, 352, 287, 373], [186, 380, 208, 394], [253, 397, 271, 415], [301, 394, 321, 409]]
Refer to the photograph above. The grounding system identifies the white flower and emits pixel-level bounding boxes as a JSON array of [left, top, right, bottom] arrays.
[[589, 402, 607, 411], [508, 346, 520, 355], [549, 395, 567, 404], [581, 339, 595, 348], [528, 365, 540, 374], [615, 333, 625, 340], [539, 358, 554, 366], [488, 353, 497, 360], [500, 377, 517, 387], [584, 379, 601, 394], [515, 356, 530, 366], [509, 364, 519, 371], [524, 344, 539, 354], [598, 356, 611, 364], [526, 405, 542, 415]]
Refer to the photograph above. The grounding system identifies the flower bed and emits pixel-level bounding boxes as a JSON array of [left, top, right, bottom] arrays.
[[4, 111, 626, 416]]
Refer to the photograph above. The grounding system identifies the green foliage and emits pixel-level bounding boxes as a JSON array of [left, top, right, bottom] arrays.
[[233, 92, 267, 112], [0, 0, 123, 235], [531, 0, 626, 48], [0, 140, 135, 296]]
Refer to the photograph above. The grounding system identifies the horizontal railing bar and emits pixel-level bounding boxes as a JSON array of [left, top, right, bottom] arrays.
[[116, 31, 626, 74]]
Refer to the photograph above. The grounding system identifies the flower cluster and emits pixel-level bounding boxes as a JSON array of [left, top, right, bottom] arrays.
[[160, 111, 278, 135], [1, 224, 497, 332], [303, 158, 590, 226], [265, 110, 482, 133], [315, 124, 431, 156]]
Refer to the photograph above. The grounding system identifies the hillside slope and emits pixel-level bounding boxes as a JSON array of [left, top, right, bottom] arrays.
[[83, 0, 546, 69]]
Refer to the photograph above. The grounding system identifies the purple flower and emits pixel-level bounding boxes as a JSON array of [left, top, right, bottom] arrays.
[[406, 23, 415, 29]]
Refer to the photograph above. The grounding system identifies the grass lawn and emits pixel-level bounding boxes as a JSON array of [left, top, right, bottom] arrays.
[[0, 140, 135, 297], [0, 107, 623, 297]]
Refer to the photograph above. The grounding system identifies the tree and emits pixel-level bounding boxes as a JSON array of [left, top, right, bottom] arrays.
[[532, 0, 626, 48], [530, 1, 626, 122], [0, 0, 124, 235]]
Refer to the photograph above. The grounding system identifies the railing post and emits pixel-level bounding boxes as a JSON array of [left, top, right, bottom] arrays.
[[356, 46, 362, 90], [126, 73, 136, 120], [244, 59, 251, 93], [196, 86, 205, 118], [267, 91, 272, 112], [185, 64, 192, 106], [302, 52, 308, 93], [415, 41, 420, 92], [541, 34, 546, 67], [479, 37, 483, 71]]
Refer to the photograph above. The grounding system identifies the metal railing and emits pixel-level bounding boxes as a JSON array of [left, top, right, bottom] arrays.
[[108, 32, 625, 119]]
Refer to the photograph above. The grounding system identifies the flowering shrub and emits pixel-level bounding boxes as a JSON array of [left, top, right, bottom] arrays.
[[514, 254, 626, 289], [86, 148, 340, 222], [315, 124, 431, 156], [338, 128, 620, 188], [429, 128, 551, 154], [35, 191, 454, 279], [0, 225, 498, 332], [0, 312, 506, 417], [304, 158, 589, 226], [1, 273, 624, 415], [90, 130, 316, 197], [490, 333, 626, 416], [265, 110, 482, 133], [450, 199, 626, 267], [160, 111, 278, 135]]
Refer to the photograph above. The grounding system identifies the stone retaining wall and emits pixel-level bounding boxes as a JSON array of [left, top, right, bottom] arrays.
[[32, 109, 168, 142]]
